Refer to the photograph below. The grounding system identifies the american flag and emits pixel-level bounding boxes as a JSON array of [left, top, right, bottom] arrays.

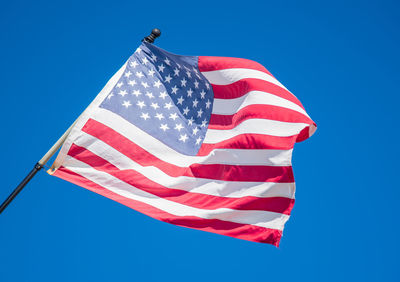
[[50, 42, 316, 246]]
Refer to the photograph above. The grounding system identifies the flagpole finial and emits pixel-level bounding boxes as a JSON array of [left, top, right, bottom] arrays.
[[143, 28, 161, 44]]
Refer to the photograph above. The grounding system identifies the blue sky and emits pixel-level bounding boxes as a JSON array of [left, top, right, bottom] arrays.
[[0, 1, 399, 281]]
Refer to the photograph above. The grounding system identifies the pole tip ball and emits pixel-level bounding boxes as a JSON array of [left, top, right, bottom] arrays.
[[143, 28, 161, 43], [151, 28, 161, 38]]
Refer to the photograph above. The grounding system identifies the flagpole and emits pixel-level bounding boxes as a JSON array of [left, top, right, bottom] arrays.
[[0, 28, 161, 215], [0, 120, 77, 214]]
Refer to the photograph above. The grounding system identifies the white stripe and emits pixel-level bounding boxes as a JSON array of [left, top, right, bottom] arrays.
[[70, 133, 296, 199], [201, 68, 287, 90], [212, 90, 310, 118], [91, 108, 293, 166], [65, 156, 289, 230], [309, 123, 317, 137], [204, 118, 309, 144]]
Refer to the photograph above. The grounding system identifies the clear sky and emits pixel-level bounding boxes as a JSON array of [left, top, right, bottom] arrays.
[[0, 1, 399, 281]]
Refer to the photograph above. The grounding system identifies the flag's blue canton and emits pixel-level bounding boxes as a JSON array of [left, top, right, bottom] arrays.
[[99, 42, 214, 156]]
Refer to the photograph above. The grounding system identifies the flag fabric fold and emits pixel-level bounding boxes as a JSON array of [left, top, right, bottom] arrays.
[[49, 42, 316, 246]]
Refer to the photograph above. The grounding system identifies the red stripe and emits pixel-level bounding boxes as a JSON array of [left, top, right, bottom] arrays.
[[296, 123, 316, 143], [198, 56, 273, 76], [68, 143, 295, 214], [53, 166, 283, 246], [210, 78, 305, 110], [210, 104, 314, 130], [82, 119, 294, 183]]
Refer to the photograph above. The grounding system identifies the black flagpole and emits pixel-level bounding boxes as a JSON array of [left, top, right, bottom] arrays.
[[0, 28, 161, 215], [0, 163, 43, 214]]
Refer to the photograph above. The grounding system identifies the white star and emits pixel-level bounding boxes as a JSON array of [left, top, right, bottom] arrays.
[[205, 82, 210, 90], [175, 123, 184, 131], [177, 96, 184, 105], [159, 91, 168, 99], [183, 106, 190, 115], [164, 74, 172, 83], [132, 89, 142, 97], [122, 100, 132, 108], [187, 88, 193, 97], [173, 68, 180, 76], [205, 99, 211, 109], [194, 80, 199, 88], [164, 102, 173, 110], [150, 102, 159, 110], [171, 85, 178, 94], [117, 82, 123, 88], [141, 82, 149, 88], [186, 70, 191, 78], [169, 113, 178, 120], [151, 54, 157, 61], [153, 80, 162, 88], [181, 78, 187, 87], [128, 80, 137, 86], [195, 137, 202, 145], [148, 69, 155, 77], [142, 57, 149, 65], [135, 47, 142, 54], [201, 119, 207, 127], [158, 64, 165, 72], [118, 90, 128, 97], [136, 71, 144, 78], [140, 112, 150, 120], [188, 117, 194, 126], [192, 127, 199, 135], [164, 58, 171, 65], [137, 101, 146, 109], [160, 124, 169, 131], [145, 91, 154, 99], [179, 134, 188, 143], [107, 93, 114, 99], [130, 61, 138, 68], [177, 63, 182, 69], [124, 71, 132, 78], [200, 90, 206, 99], [197, 108, 203, 117], [155, 113, 164, 120], [192, 99, 199, 107]]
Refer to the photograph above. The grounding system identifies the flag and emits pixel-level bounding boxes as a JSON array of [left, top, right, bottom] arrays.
[[49, 42, 316, 246]]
